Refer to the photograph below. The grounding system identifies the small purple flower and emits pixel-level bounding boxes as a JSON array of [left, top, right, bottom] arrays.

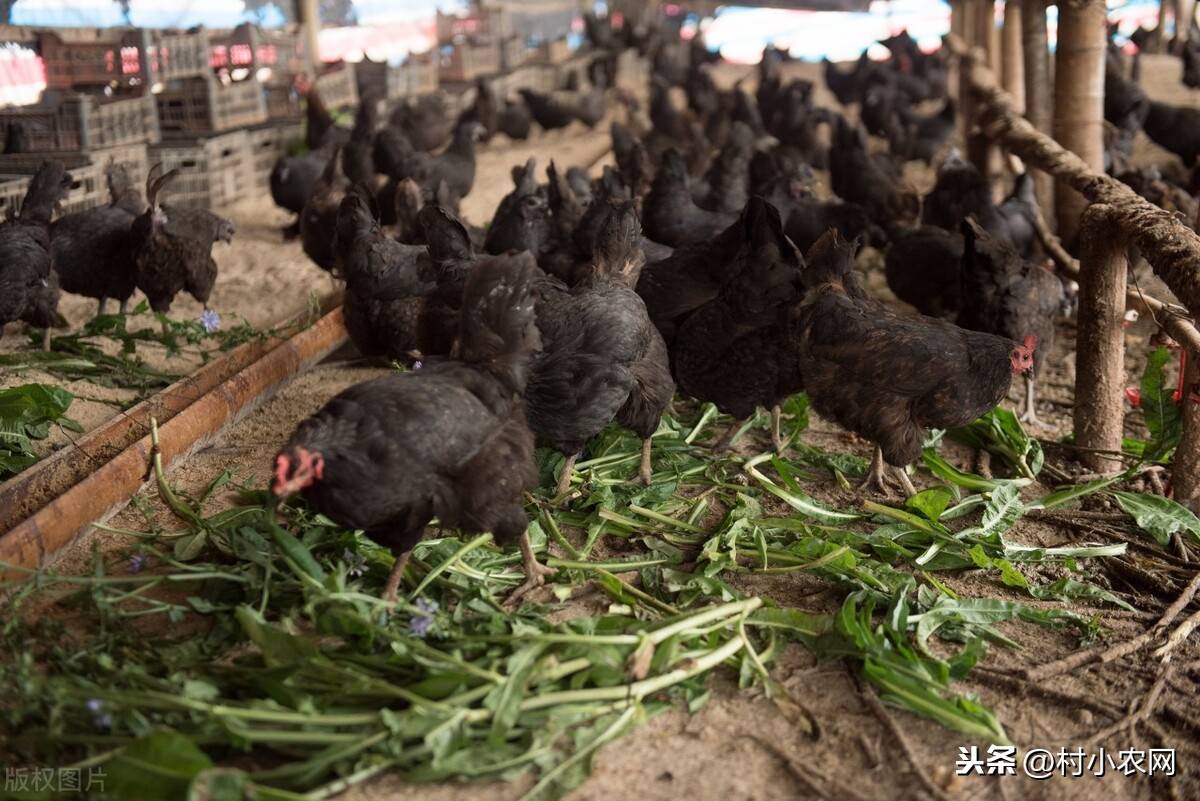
[[128, 553, 148, 574], [412, 360, 423, 370], [343, 549, 367, 577], [86, 699, 112, 730], [409, 597, 438, 638], [409, 615, 433, 638], [415, 598, 438, 615], [199, 309, 221, 334]]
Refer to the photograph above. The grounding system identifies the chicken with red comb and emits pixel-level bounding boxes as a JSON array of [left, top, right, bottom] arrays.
[[794, 229, 1036, 496], [270, 252, 548, 604]]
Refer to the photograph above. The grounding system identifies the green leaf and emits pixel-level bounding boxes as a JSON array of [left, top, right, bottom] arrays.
[[1029, 578, 1136, 611], [1112, 491, 1200, 546], [1028, 475, 1122, 511], [906, 487, 954, 522], [187, 768, 249, 801], [235, 606, 322, 666], [107, 731, 213, 801], [484, 642, 546, 743], [1140, 346, 1182, 460], [921, 450, 1020, 492], [978, 483, 1023, 537]]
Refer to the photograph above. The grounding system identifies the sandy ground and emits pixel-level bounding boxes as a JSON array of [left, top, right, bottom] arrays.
[[10, 53, 1200, 801]]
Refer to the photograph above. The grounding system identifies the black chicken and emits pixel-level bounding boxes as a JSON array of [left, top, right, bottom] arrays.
[[958, 218, 1063, 426], [795, 230, 1036, 495], [342, 96, 379, 186], [270, 148, 330, 239], [300, 146, 348, 275], [829, 117, 918, 226], [0, 160, 71, 348], [884, 225, 964, 318], [51, 164, 143, 316], [497, 95, 533, 140], [642, 148, 737, 247], [672, 197, 806, 453], [484, 159, 555, 266], [272, 252, 550, 604], [391, 93, 456, 152], [527, 202, 675, 496], [131, 165, 218, 313]]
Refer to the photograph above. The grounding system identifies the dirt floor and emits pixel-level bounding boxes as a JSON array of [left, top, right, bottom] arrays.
[[8, 54, 1200, 801]]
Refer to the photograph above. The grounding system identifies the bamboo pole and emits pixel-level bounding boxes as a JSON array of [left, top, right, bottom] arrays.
[[969, 0, 998, 177], [1001, 1, 1025, 113], [1053, 0, 1107, 244], [0, 308, 348, 577], [1075, 205, 1129, 473], [1021, 0, 1054, 226], [946, 34, 1200, 324]]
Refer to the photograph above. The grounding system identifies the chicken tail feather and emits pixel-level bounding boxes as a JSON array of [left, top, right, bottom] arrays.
[[457, 253, 542, 392], [18, 160, 71, 225]]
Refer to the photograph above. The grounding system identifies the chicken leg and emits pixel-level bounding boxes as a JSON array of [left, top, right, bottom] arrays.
[[859, 446, 916, 497], [638, 438, 653, 486], [382, 549, 413, 605], [1019, 374, 1049, 428], [97, 298, 108, 317], [771, 404, 784, 454], [41, 327, 51, 352], [554, 452, 579, 499], [506, 530, 557, 607], [710, 418, 746, 452]]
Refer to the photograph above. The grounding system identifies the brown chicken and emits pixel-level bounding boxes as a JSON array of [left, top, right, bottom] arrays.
[[794, 230, 1036, 495], [272, 252, 549, 605]]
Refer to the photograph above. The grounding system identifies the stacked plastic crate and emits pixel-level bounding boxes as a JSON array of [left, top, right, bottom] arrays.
[[0, 27, 165, 217], [147, 26, 267, 209]]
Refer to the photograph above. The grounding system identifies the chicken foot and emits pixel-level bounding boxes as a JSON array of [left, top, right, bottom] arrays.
[[506, 530, 557, 607], [638, 438, 653, 486], [382, 549, 414, 605], [554, 452, 579, 500], [859, 446, 916, 497], [1019, 374, 1050, 428]]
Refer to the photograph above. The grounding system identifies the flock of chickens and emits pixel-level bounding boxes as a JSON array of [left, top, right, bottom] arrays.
[[266, 26, 1061, 604], [11, 18, 1196, 605], [0, 160, 235, 348]]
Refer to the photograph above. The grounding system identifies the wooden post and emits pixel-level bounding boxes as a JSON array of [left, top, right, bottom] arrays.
[[1180, 0, 1198, 49], [1022, 0, 1054, 226], [1074, 205, 1128, 473], [968, 0, 998, 179], [959, 0, 978, 146], [1175, 353, 1200, 505], [1002, 1, 1025, 113], [1053, 0, 1106, 244], [296, 0, 321, 72]]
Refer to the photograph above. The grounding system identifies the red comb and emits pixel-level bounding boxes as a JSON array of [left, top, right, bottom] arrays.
[[273, 454, 290, 495], [1022, 335, 1038, 351]]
